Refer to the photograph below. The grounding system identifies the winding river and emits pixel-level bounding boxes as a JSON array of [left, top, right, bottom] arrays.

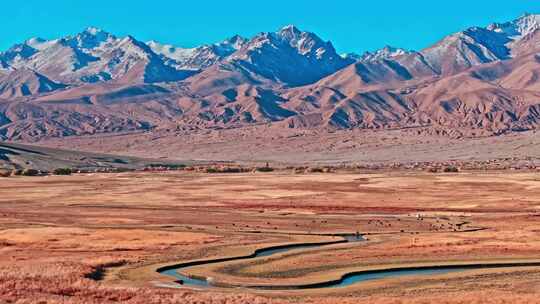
[[157, 235, 540, 290]]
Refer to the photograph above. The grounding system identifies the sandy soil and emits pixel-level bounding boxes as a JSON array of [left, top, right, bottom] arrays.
[[34, 127, 540, 165], [2, 171, 540, 303]]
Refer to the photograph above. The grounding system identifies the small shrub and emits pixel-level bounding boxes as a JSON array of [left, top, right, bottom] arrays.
[[21, 169, 40, 176], [205, 166, 248, 173], [308, 167, 324, 173], [255, 166, 274, 172], [293, 166, 308, 174], [53, 168, 72, 175], [255, 162, 274, 173], [205, 167, 219, 173], [443, 166, 459, 173], [147, 163, 186, 170], [427, 167, 439, 173], [219, 167, 244, 173]]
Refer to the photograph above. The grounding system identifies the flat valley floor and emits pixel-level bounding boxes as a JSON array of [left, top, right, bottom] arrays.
[[35, 128, 540, 165], [2, 171, 540, 303]]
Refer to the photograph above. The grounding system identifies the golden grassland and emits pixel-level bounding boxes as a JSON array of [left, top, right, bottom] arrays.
[[2, 171, 540, 303]]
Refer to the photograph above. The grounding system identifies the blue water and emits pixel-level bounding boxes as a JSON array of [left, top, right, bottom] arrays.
[[159, 239, 353, 288], [331, 267, 465, 288], [161, 269, 210, 287], [159, 235, 470, 290]]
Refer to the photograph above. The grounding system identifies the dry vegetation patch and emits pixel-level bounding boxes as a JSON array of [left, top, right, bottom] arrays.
[[2, 171, 540, 303]]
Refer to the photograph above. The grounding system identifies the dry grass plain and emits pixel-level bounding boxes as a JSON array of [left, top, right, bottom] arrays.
[[2, 170, 540, 303]]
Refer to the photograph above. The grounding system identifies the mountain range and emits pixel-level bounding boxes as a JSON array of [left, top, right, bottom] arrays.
[[1, 13, 540, 141]]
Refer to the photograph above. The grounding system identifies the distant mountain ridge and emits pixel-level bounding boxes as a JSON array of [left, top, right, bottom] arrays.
[[1, 13, 540, 141], [148, 34, 248, 71]]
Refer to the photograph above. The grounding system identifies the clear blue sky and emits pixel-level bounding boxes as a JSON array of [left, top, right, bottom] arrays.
[[1, 0, 539, 54]]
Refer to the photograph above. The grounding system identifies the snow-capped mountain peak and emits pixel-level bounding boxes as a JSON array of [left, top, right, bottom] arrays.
[[222, 34, 247, 45], [215, 35, 247, 53], [487, 13, 540, 38], [361, 45, 411, 62], [64, 27, 116, 50], [116, 36, 154, 59], [224, 25, 354, 86], [277, 25, 317, 41], [278, 24, 302, 37], [271, 25, 332, 57]]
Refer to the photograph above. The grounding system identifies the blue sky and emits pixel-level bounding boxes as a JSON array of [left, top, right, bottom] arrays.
[[1, 0, 539, 54]]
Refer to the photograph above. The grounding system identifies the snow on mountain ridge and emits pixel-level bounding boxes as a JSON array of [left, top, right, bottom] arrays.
[[361, 46, 411, 62], [223, 25, 354, 86], [65, 27, 117, 50], [217, 35, 248, 52], [0, 14, 539, 87], [148, 35, 247, 70], [0, 28, 194, 84], [25, 37, 57, 51], [488, 13, 540, 38], [274, 25, 332, 57], [147, 41, 197, 62]]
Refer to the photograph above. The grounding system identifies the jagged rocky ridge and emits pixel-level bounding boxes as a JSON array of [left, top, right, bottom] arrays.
[[0, 14, 540, 140]]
